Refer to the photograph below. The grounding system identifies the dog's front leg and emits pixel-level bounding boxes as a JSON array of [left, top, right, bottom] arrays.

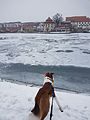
[[54, 96, 63, 112]]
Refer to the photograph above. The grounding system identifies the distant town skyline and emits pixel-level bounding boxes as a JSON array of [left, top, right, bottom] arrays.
[[0, 0, 90, 23]]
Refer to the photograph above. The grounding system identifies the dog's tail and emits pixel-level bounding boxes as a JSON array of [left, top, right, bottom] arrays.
[[31, 102, 40, 116]]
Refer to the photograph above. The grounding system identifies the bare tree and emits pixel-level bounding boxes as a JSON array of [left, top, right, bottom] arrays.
[[53, 13, 63, 27]]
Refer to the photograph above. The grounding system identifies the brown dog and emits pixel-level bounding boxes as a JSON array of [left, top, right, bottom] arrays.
[[31, 72, 55, 120]]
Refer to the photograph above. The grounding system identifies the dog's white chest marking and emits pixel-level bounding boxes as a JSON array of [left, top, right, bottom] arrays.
[[43, 77, 53, 85]]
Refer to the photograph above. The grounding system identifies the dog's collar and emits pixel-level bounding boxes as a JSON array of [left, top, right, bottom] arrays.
[[43, 77, 54, 85]]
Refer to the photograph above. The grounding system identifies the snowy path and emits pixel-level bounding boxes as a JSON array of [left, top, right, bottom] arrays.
[[0, 81, 90, 120]]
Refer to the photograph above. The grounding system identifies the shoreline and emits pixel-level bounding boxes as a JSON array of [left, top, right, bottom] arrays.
[[1, 77, 90, 96]]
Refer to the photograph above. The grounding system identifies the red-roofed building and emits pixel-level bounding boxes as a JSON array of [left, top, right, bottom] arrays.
[[55, 21, 71, 33], [66, 16, 90, 31], [22, 22, 40, 32], [44, 17, 55, 32]]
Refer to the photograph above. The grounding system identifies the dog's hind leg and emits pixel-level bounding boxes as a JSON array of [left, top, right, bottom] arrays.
[[39, 97, 50, 120], [31, 102, 40, 116]]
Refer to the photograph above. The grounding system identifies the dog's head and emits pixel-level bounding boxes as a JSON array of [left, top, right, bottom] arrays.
[[44, 72, 54, 83]]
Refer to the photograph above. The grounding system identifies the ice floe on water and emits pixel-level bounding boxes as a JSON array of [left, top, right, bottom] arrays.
[[0, 33, 90, 67]]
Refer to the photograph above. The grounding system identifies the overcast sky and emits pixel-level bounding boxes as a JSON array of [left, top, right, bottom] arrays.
[[0, 0, 90, 23]]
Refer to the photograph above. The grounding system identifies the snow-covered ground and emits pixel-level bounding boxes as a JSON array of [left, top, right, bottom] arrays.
[[0, 33, 90, 67], [0, 80, 90, 120]]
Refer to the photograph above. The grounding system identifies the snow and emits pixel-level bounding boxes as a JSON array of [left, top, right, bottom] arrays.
[[0, 80, 90, 120], [0, 33, 90, 67]]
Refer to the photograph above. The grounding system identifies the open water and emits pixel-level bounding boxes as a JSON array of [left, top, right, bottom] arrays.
[[0, 63, 90, 94]]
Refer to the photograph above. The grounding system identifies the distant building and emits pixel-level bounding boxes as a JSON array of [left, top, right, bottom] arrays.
[[55, 21, 71, 33], [44, 17, 55, 32], [0, 23, 3, 32], [22, 22, 40, 32], [37, 22, 44, 32], [0, 22, 21, 33], [0, 23, 3, 28], [66, 16, 90, 32], [1, 15, 90, 33]]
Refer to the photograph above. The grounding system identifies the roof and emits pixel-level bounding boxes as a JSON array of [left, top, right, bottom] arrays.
[[22, 22, 40, 27], [44, 17, 55, 23], [66, 16, 90, 22]]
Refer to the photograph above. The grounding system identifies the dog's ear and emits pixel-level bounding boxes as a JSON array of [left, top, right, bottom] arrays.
[[51, 73, 54, 75], [49, 72, 54, 79], [44, 72, 50, 77], [44, 72, 54, 79]]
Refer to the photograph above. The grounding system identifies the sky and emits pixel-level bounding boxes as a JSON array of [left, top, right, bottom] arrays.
[[0, 0, 90, 23]]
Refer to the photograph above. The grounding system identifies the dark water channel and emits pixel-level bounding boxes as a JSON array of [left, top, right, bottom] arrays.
[[0, 63, 90, 94]]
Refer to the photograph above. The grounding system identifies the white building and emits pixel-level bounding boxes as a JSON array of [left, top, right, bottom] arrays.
[[44, 17, 55, 32], [66, 16, 90, 30]]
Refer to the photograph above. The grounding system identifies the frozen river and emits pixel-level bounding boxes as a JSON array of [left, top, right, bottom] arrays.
[[0, 33, 90, 93]]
